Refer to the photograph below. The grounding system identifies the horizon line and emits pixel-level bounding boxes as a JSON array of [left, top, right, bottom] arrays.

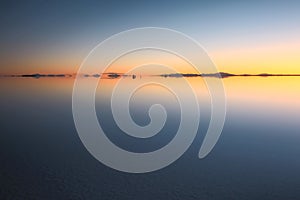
[[1, 72, 300, 79]]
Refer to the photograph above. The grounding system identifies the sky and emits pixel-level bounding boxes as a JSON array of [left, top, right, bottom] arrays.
[[0, 0, 299, 74]]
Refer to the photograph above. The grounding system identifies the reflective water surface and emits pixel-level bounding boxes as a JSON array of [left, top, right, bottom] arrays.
[[1, 76, 300, 199]]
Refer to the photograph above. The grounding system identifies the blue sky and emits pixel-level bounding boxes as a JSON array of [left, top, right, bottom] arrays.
[[1, 0, 299, 73]]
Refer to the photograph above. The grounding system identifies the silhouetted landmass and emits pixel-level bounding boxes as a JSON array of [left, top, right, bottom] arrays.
[[202, 72, 236, 78], [161, 73, 201, 78], [161, 72, 236, 78], [161, 72, 300, 78], [1, 72, 300, 79], [107, 73, 121, 79], [0, 73, 69, 78]]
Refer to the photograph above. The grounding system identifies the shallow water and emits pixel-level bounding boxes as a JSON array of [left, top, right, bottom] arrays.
[[1, 76, 300, 199]]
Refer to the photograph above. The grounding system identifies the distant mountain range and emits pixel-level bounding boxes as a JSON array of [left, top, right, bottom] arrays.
[[160, 72, 300, 78], [1, 72, 300, 79]]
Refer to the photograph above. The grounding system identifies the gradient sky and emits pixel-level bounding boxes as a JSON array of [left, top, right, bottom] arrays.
[[0, 0, 299, 74]]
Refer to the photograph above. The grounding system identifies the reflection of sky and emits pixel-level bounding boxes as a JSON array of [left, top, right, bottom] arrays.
[[0, 0, 300, 74], [1, 76, 300, 198], [2, 75, 299, 156], [2, 75, 298, 128], [223, 76, 300, 129], [1, 76, 299, 117]]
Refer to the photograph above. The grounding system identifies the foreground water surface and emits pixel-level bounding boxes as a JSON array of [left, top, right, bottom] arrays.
[[1, 76, 300, 199]]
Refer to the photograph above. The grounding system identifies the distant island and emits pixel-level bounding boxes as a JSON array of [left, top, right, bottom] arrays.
[[1, 72, 300, 79], [0, 73, 72, 78]]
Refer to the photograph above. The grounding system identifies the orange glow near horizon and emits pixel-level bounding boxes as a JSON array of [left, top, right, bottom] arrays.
[[1, 40, 299, 75], [2, 73, 299, 116], [209, 39, 300, 74]]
